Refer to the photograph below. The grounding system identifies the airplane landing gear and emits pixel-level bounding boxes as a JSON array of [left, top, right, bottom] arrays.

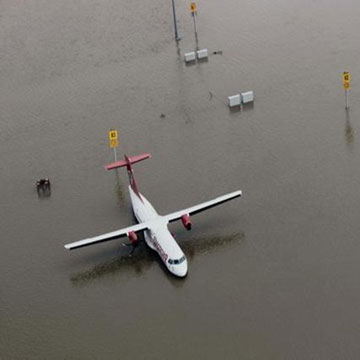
[[122, 242, 138, 256]]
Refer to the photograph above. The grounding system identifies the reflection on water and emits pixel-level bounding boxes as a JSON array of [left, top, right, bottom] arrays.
[[70, 232, 244, 286], [181, 232, 245, 260], [345, 108, 354, 145], [70, 244, 153, 286], [176, 45, 181, 61], [242, 102, 254, 112], [229, 106, 241, 114], [194, 31, 199, 51], [114, 170, 125, 202]]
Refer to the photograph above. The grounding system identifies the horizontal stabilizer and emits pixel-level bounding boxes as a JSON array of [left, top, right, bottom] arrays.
[[105, 153, 151, 170]]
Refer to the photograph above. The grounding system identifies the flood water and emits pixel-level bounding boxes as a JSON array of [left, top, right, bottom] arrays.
[[2, 0, 360, 358]]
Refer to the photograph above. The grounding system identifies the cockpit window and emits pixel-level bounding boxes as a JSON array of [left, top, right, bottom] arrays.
[[168, 256, 186, 265]]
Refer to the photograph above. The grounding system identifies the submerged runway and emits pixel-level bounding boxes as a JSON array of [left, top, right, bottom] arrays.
[[2, 0, 360, 358]]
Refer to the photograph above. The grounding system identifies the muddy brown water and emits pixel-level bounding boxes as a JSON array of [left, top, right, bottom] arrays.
[[2, 0, 360, 358]]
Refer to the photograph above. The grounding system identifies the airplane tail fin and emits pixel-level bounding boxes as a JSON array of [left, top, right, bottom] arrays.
[[105, 153, 151, 201], [105, 153, 151, 171]]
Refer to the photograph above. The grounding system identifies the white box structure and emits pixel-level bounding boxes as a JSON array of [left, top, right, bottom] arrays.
[[228, 94, 241, 107], [184, 52, 196, 62], [196, 48, 209, 60], [241, 91, 254, 104]]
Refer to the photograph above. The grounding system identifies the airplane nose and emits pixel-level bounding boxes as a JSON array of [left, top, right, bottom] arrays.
[[176, 261, 188, 277]]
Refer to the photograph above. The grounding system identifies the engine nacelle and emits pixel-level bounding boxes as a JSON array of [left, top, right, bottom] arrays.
[[181, 214, 192, 231], [128, 231, 138, 244]]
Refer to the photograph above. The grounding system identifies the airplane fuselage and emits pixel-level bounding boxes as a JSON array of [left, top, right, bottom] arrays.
[[129, 185, 188, 277]]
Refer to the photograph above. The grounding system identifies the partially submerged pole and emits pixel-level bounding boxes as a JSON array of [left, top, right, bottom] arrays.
[[109, 129, 119, 162], [171, 0, 180, 41], [342, 71, 351, 109], [190, 2, 198, 47]]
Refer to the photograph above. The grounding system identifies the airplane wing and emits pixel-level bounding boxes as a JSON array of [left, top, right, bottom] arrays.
[[164, 190, 242, 223], [64, 221, 151, 250]]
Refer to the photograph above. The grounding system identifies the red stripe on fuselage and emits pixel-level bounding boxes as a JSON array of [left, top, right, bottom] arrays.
[[125, 155, 143, 203], [151, 235, 168, 262]]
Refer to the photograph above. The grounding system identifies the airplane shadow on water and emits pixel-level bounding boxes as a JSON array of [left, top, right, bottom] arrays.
[[70, 231, 245, 287]]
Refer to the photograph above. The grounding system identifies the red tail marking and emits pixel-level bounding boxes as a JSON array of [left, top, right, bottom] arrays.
[[124, 155, 142, 201], [104, 153, 151, 203]]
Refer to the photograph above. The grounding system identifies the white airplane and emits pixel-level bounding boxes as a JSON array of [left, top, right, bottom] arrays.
[[64, 153, 242, 277]]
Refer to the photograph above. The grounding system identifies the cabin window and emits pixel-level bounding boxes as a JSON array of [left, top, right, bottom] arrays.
[[168, 256, 186, 265]]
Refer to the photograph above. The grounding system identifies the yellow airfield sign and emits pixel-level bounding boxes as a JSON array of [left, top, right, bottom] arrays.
[[109, 139, 119, 148], [343, 72, 351, 83], [190, 2, 197, 14], [343, 71, 351, 89], [109, 129, 119, 148], [109, 129, 118, 141]]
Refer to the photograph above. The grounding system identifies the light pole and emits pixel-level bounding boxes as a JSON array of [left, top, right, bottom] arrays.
[[171, 0, 180, 41], [190, 2, 198, 48]]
